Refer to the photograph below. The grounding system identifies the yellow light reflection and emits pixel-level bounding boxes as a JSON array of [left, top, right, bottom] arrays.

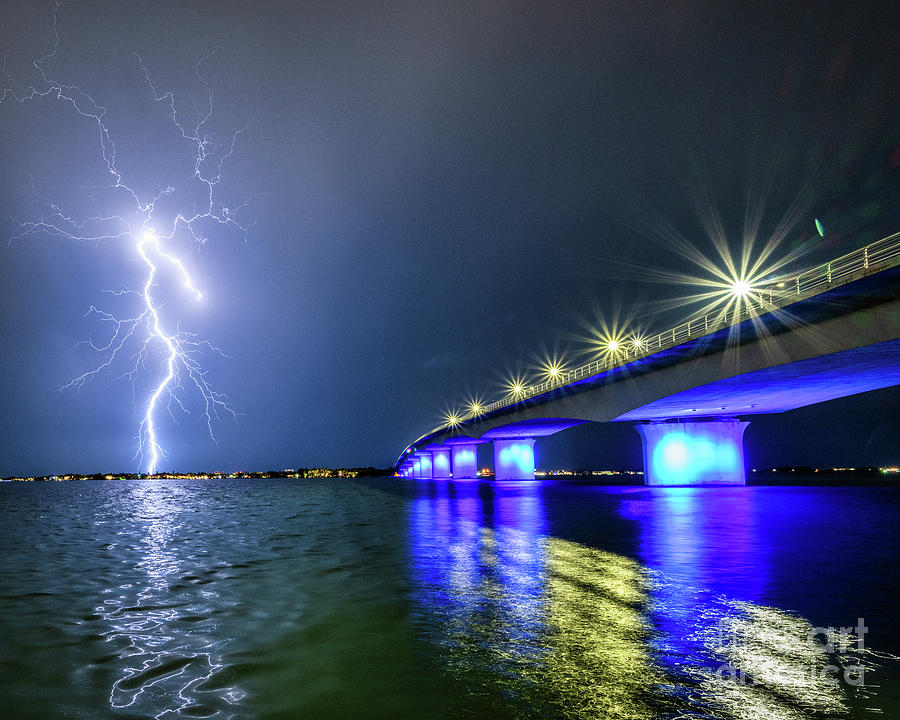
[[527, 538, 663, 719]]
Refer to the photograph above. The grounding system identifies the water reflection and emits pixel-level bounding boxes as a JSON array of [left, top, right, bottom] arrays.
[[96, 483, 243, 718], [618, 487, 769, 690], [409, 480, 663, 718], [618, 487, 768, 602], [621, 486, 878, 719], [694, 600, 855, 719], [408, 481, 883, 718]]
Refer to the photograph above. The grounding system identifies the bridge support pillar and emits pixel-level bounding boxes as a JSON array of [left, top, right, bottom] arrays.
[[430, 447, 452, 478], [413, 459, 422, 479], [493, 438, 536, 481], [450, 444, 480, 479], [415, 452, 433, 479], [635, 419, 749, 486]]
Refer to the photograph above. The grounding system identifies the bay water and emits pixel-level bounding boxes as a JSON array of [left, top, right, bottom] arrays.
[[1, 478, 898, 718]]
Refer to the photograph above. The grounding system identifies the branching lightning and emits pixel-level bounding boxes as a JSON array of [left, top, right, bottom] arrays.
[[2, 2, 250, 473]]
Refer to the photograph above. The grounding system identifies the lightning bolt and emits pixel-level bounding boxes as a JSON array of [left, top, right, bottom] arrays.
[[2, 2, 251, 474]]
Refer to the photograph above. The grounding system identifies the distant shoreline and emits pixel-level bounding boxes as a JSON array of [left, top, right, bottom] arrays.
[[4, 467, 898, 486]]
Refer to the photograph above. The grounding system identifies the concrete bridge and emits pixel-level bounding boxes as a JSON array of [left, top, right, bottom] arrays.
[[397, 232, 900, 485]]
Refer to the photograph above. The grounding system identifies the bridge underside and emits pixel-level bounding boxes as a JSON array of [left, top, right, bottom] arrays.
[[614, 338, 900, 421]]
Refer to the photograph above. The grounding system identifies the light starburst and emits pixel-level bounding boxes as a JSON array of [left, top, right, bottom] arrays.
[[534, 352, 568, 385], [441, 409, 462, 428], [580, 317, 633, 363], [501, 373, 529, 399], [464, 396, 485, 418]]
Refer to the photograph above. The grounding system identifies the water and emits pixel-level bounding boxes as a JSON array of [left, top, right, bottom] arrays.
[[1, 478, 898, 719]]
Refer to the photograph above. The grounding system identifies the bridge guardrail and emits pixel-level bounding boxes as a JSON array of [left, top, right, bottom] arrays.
[[453, 231, 900, 424]]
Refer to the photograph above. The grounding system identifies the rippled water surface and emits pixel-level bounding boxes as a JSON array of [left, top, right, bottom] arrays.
[[1, 478, 898, 718]]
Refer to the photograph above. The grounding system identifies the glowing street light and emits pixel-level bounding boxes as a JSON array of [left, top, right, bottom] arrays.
[[502, 374, 529, 399], [588, 329, 628, 360], [730, 278, 752, 297], [443, 411, 461, 427], [536, 354, 567, 384]]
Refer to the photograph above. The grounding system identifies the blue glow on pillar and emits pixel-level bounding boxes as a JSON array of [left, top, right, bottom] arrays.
[[494, 438, 535, 481], [432, 448, 451, 479], [652, 433, 738, 485], [451, 445, 479, 479], [413, 459, 422, 479], [417, 452, 433, 479], [636, 420, 748, 486]]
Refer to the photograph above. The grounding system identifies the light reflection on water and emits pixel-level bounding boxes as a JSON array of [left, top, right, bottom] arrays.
[[617, 486, 892, 719], [409, 481, 665, 718], [408, 480, 895, 718], [99, 483, 244, 718], [0, 478, 897, 718]]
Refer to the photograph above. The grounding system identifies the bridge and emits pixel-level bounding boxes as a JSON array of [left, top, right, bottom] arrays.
[[396, 232, 900, 485]]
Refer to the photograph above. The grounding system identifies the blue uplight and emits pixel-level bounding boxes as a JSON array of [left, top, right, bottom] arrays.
[[495, 439, 536, 480], [638, 421, 747, 485], [652, 431, 739, 485], [451, 446, 479, 479], [499, 443, 534, 474], [416, 453, 433, 479]]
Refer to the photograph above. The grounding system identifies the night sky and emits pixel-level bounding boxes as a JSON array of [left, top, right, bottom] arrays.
[[2, 1, 899, 476]]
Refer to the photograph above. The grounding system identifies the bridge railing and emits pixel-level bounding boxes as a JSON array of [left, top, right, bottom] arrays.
[[452, 231, 900, 425]]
